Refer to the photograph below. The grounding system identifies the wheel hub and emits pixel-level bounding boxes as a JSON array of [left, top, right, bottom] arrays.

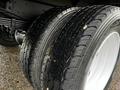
[[83, 32, 120, 90]]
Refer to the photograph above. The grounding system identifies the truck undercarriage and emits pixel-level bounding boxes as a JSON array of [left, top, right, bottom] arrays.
[[0, 0, 120, 90]]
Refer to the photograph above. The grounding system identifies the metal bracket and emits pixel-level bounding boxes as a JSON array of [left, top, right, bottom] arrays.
[[15, 29, 26, 45]]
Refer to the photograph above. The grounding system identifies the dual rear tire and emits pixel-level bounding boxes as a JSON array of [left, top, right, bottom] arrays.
[[20, 6, 120, 90]]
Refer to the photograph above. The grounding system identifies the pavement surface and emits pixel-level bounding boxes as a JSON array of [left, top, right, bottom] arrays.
[[0, 45, 120, 90], [0, 45, 33, 90]]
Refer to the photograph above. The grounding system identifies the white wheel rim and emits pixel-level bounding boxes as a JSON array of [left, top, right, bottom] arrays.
[[83, 32, 120, 90]]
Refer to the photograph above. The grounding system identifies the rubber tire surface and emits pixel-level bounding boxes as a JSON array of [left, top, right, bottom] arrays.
[[52, 5, 120, 90], [20, 7, 80, 90]]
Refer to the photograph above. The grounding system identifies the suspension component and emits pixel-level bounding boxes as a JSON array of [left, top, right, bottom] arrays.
[[15, 29, 26, 45], [0, 8, 29, 46]]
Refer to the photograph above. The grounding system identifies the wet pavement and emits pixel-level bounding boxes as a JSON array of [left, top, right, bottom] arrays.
[[0, 45, 120, 90]]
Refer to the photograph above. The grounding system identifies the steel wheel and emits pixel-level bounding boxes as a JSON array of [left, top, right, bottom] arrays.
[[83, 32, 120, 90]]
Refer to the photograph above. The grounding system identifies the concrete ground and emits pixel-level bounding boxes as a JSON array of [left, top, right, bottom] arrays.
[[0, 45, 33, 90], [0, 45, 120, 90]]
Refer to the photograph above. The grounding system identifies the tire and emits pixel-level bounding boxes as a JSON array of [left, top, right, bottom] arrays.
[[20, 7, 80, 90], [51, 5, 120, 90]]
